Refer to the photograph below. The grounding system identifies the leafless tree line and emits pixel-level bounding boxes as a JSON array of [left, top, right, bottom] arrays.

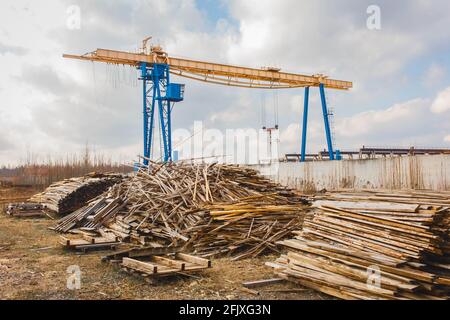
[[0, 146, 132, 187]]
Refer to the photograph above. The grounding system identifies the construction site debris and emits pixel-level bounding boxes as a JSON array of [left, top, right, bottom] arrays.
[[5, 203, 46, 218], [268, 190, 450, 300], [184, 198, 304, 260], [54, 163, 308, 260], [29, 173, 123, 215]]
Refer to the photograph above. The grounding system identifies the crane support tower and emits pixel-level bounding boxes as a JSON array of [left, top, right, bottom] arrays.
[[64, 38, 352, 164]]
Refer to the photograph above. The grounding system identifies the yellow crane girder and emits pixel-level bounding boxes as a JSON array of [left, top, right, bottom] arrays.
[[63, 47, 352, 90]]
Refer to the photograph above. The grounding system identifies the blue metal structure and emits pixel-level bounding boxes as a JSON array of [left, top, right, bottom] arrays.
[[140, 62, 185, 165], [320, 83, 335, 161], [140, 62, 337, 166], [300, 87, 310, 162], [300, 83, 337, 162]]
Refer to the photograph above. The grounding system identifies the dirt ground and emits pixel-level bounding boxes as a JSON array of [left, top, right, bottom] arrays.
[[0, 186, 328, 300]]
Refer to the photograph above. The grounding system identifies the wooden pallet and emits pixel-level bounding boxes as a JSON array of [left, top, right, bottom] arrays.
[[60, 235, 120, 253], [120, 253, 211, 281]]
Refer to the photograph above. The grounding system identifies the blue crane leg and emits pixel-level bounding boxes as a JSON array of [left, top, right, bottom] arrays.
[[141, 63, 149, 166], [166, 69, 172, 160], [140, 63, 181, 164], [156, 83, 170, 162], [147, 85, 157, 161], [167, 103, 172, 160], [301, 86, 310, 162], [319, 83, 335, 160]]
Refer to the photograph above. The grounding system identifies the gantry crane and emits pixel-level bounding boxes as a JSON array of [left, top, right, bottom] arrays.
[[64, 38, 352, 165]]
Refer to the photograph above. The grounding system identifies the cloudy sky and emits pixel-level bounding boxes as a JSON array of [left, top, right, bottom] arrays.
[[0, 0, 449, 165]]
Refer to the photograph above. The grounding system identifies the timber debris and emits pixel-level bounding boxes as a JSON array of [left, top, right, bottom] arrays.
[[54, 163, 308, 260], [268, 190, 450, 300], [60, 235, 121, 253], [5, 203, 46, 218]]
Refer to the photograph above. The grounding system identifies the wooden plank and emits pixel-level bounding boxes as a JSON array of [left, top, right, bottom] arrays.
[[122, 258, 159, 274], [74, 243, 118, 251], [152, 256, 185, 271], [176, 253, 212, 268], [313, 200, 419, 213], [242, 278, 285, 289]]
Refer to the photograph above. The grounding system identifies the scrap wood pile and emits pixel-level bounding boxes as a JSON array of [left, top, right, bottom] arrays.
[[267, 190, 450, 300], [184, 196, 305, 260], [51, 189, 127, 233], [5, 203, 46, 218], [54, 163, 308, 260], [29, 173, 123, 215]]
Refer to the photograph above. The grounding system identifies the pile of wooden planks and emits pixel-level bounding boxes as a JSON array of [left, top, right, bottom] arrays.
[[54, 163, 308, 259], [5, 203, 46, 218], [29, 173, 122, 215], [52, 186, 127, 233], [268, 190, 450, 300], [184, 195, 306, 260]]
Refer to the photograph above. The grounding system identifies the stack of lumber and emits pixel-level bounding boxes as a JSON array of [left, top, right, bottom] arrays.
[[267, 190, 450, 300], [29, 173, 122, 215], [52, 186, 127, 233], [54, 163, 307, 259]]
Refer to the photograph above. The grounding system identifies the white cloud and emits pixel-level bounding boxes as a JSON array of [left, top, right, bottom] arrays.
[[333, 96, 450, 150], [423, 63, 446, 87], [431, 86, 450, 114], [445, 135, 450, 143], [336, 98, 427, 137], [226, 0, 450, 79]]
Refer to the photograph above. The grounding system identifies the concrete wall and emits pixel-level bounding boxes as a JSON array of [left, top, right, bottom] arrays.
[[252, 155, 450, 192]]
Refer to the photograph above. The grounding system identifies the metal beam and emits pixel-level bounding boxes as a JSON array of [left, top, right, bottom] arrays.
[[320, 83, 335, 161], [301, 87, 310, 162], [64, 49, 352, 90]]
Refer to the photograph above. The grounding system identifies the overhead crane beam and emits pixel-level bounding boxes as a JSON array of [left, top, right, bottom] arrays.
[[64, 49, 352, 90], [64, 43, 352, 164]]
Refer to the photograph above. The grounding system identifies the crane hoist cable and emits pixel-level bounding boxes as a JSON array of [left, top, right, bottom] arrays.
[[260, 91, 266, 129], [91, 62, 102, 111], [273, 90, 279, 127]]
